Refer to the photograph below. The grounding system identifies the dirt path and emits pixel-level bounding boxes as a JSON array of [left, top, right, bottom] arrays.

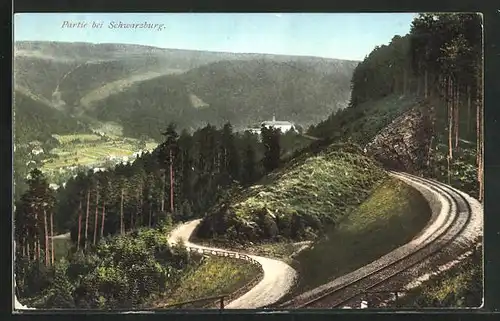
[[50, 232, 71, 239], [167, 219, 297, 309]]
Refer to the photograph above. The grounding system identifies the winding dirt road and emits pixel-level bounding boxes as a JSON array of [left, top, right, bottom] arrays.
[[14, 171, 481, 310], [167, 219, 297, 308], [167, 171, 481, 310]]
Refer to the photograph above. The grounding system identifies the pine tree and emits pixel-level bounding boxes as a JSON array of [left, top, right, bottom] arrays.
[[262, 125, 281, 173], [16, 169, 55, 264], [178, 129, 194, 203], [77, 199, 82, 250], [242, 132, 257, 185], [93, 179, 100, 245], [160, 123, 180, 214], [221, 122, 240, 183], [84, 188, 90, 250]]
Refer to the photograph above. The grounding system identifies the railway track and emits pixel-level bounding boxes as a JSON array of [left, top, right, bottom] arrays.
[[277, 171, 479, 309], [13, 171, 481, 310]]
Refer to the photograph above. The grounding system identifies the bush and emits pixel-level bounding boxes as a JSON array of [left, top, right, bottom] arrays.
[[24, 260, 54, 297], [44, 259, 76, 308], [16, 226, 199, 309]]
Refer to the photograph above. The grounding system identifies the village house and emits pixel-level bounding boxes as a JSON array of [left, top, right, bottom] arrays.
[[31, 147, 44, 155]]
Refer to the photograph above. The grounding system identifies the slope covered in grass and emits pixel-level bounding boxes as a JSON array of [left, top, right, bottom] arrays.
[[196, 143, 387, 245], [153, 256, 262, 308], [309, 94, 421, 145], [285, 177, 431, 297]]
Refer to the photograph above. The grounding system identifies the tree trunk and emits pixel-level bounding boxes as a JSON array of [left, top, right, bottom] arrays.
[[120, 188, 124, 235], [21, 236, 26, 257], [77, 200, 82, 250], [454, 84, 460, 150], [424, 69, 428, 99], [100, 200, 106, 239], [140, 190, 144, 227], [131, 191, 137, 230], [27, 241, 30, 262], [170, 150, 174, 214], [149, 204, 152, 228], [417, 74, 421, 96], [43, 209, 49, 266], [447, 77, 453, 185], [427, 135, 435, 168], [35, 211, 40, 261], [84, 190, 90, 250], [477, 65, 484, 202], [448, 77, 454, 161], [161, 172, 165, 213], [50, 211, 54, 265], [93, 186, 99, 245], [403, 68, 407, 96], [467, 86, 472, 135]]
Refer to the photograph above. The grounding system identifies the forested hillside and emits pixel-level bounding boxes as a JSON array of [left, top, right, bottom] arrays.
[[89, 59, 355, 140], [14, 56, 78, 105], [180, 60, 352, 127], [15, 120, 280, 308], [308, 13, 483, 199], [14, 41, 358, 143], [304, 13, 483, 307], [14, 90, 88, 145], [192, 14, 483, 249]]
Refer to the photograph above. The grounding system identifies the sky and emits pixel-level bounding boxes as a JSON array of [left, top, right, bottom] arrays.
[[14, 13, 418, 61]]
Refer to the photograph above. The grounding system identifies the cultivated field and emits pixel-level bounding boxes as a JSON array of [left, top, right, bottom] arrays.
[[42, 132, 158, 173]]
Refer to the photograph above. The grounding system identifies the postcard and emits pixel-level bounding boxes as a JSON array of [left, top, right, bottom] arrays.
[[12, 12, 484, 311]]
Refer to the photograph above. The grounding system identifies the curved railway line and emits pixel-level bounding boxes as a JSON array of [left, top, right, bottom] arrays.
[[275, 171, 481, 309]]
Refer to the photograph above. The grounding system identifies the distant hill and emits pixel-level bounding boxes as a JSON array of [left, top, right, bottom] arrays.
[[13, 89, 88, 145], [13, 41, 359, 141], [87, 59, 356, 140], [179, 59, 353, 126]]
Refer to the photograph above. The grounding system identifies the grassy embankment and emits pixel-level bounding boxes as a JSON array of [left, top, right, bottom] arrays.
[[285, 177, 431, 298], [195, 143, 387, 245], [395, 246, 482, 308], [152, 256, 262, 308]]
